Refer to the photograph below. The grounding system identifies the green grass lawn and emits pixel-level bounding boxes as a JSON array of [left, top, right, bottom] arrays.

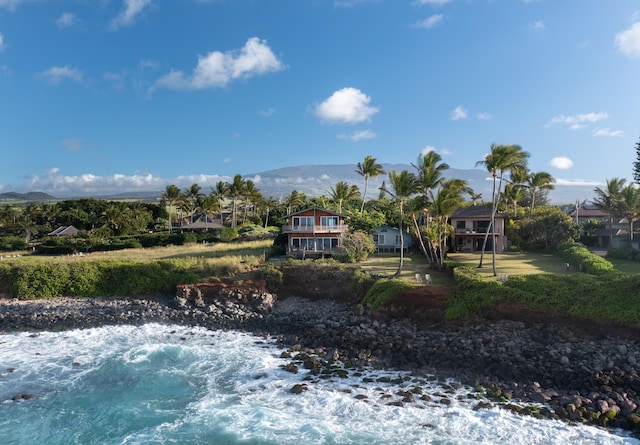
[[359, 253, 452, 286], [448, 251, 577, 279]]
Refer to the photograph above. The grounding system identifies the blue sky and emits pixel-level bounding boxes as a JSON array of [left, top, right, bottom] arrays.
[[0, 0, 639, 198]]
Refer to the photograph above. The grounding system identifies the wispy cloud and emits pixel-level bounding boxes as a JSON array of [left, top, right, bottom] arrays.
[[61, 138, 84, 152], [56, 12, 77, 29], [337, 129, 376, 141], [413, 14, 443, 29], [421, 145, 451, 156], [154, 37, 285, 91], [593, 128, 624, 137], [545, 112, 608, 129], [554, 178, 601, 187], [0, 32, 6, 51], [110, 0, 153, 30], [315, 87, 379, 124], [530, 20, 545, 32], [24, 168, 229, 197], [36, 65, 84, 84], [549, 156, 573, 170], [0, 0, 36, 11], [413, 0, 452, 6], [259, 107, 276, 117], [615, 22, 640, 58], [450, 105, 468, 121], [477, 112, 492, 120]]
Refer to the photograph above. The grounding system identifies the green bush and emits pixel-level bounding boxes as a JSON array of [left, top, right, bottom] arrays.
[[258, 262, 283, 292], [361, 279, 416, 309], [219, 227, 239, 242], [0, 236, 28, 251], [556, 242, 615, 275]]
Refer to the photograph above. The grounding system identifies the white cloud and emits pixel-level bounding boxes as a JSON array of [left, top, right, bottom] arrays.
[[476, 112, 492, 120], [530, 20, 545, 31], [413, 14, 443, 29], [549, 157, 573, 169], [259, 107, 276, 117], [545, 112, 608, 128], [110, 0, 153, 30], [315, 87, 379, 124], [56, 12, 77, 29], [554, 178, 601, 187], [593, 128, 624, 137], [413, 0, 452, 5], [154, 37, 284, 91], [0, 0, 35, 11], [337, 129, 376, 141], [61, 138, 84, 152], [421, 145, 451, 156], [0, 64, 11, 75], [37, 65, 84, 84], [450, 105, 467, 120], [24, 169, 231, 197], [0, 32, 6, 51], [615, 22, 640, 58]]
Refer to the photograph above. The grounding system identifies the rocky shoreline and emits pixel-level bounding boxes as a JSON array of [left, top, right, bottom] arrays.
[[2, 283, 640, 438]]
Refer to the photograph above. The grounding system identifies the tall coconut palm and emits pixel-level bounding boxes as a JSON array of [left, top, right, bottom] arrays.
[[329, 181, 360, 214], [593, 177, 626, 244], [356, 155, 386, 212], [161, 184, 183, 233], [184, 183, 203, 223], [502, 183, 527, 217], [428, 179, 468, 269], [619, 183, 640, 244], [526, 171, 555, 215], [475, 144, 529, 275], [285, 190, 307, 215], [384, 170, 420, 277], [227, 174, 246, 228]]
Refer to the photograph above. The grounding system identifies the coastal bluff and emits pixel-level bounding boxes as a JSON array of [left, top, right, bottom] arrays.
[[2, 279, 640, 436]]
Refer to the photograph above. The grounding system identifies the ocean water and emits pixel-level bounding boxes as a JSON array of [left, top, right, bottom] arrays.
[[0, 324, 638, 445]]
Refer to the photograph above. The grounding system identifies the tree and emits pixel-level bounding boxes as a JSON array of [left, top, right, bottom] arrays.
[[384, 170, 420, 277], [518, 206, 579, 250], [634, 137, 640, 185], [343, 230, 376, 261], [329, 181, 360, 214], [161, 184, 183, 233], [184, 183, 203, 223], [502, 183, 526, 217], [593, 177, 626, 244], [475, 144, 529, 275], [356, 155, 386, 212], [526, 171, 555, 215], [227, 174, 246, 228], [427, 179, 467, 269], [618, 182, 640, 245]]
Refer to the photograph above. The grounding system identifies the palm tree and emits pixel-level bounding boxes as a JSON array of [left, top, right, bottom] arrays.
[[227, 174, 246, 228], [384, 170, 420, 277], [502, 183, 527, 217], [356, 155, 386, 212], [526, 171, 555, 215], [469, 191, 483, 206], [475, 144, 529, 275], [285, 190, 307, 215], [329, 181, 360, 214], [184, 183, 203, 223], [428, 178, 468, 269], [619, 183, 640, 245], [593, 177, 626, 245], [161, 184, 183, 233]]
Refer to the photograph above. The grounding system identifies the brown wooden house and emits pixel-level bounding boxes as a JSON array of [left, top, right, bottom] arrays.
[[282, 207, 348, 258]]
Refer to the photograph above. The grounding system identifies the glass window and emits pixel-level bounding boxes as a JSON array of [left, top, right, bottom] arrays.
[[321, 216, 339, 227], [456, 221, 466, 229], [292, 217, 313, 228]]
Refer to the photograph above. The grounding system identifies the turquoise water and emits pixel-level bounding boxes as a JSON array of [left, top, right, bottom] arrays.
[[1, 324, 638, 445]]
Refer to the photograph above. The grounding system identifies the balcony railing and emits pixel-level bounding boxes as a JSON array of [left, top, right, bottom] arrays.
[[281, 224, 348, 234], [455, 228, 502, 235]]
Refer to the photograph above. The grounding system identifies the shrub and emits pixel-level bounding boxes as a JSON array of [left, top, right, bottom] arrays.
[[361, 279, 416, 309], [258, 262, 283, 292], [219, 227, 239, 242], [556, 242, 615, 275], [0, 236, 28, 251]]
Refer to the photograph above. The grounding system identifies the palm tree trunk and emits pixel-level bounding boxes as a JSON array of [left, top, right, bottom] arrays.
[[395, 202, 404, 277], [412, 214, 432, 263], [360, 178, 369, 213]]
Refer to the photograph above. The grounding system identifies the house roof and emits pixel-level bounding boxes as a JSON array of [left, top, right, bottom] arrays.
[[568, 205, 608, 218], [285, 207, 344, 218], [450, 206, 505, 219], [48, 225, 80, 236]]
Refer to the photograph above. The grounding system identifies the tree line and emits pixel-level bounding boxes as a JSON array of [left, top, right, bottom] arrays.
[[2, 142, 638, 270]]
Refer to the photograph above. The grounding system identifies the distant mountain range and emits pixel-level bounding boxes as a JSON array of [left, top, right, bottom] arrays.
[[0, 164, 597, 205]]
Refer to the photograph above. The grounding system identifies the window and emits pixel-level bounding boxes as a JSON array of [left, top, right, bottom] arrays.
[[473, 220, 490, 232], [292, 216, 313, 229], [375, 234, 385, 245], [456, 221, 466, 229], [321, 216, 338, 227]]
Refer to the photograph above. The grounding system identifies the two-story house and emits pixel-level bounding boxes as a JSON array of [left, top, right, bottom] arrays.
[[449, 206, 508, 253], [373, 225, 412, 253], [282, 208, 348, 258]]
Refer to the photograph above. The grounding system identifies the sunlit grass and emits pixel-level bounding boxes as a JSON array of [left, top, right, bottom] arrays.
[[449, 251, 579, 279]]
